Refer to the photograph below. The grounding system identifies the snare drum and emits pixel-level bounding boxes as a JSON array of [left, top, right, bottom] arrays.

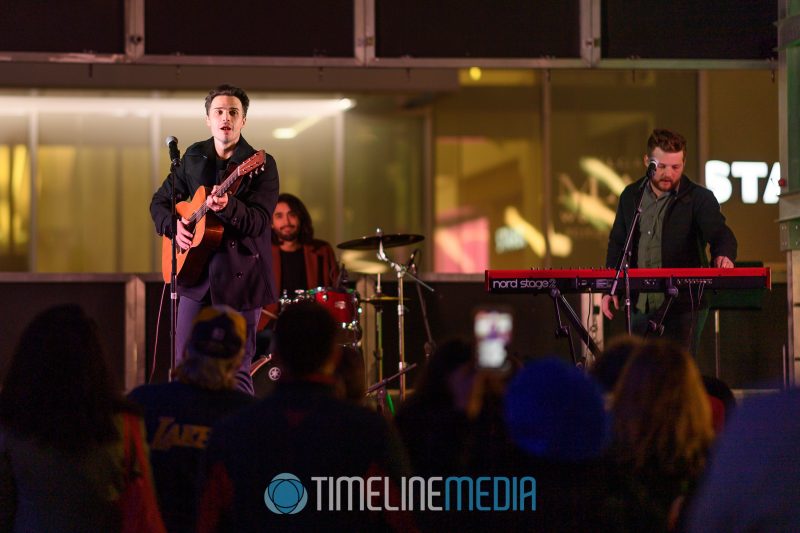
[[307, 286, 362, 343]]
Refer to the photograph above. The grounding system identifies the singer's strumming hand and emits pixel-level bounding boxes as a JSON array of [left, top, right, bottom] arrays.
[[176, 217, 193, 251]]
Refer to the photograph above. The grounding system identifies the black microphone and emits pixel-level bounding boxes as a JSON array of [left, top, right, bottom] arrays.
[[166, 136, 181, 167], [640, 158, 658, 190], [646, 158, 659, 179]]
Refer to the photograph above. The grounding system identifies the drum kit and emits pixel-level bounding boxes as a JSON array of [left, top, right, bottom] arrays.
[[251, 229, 433, 402]]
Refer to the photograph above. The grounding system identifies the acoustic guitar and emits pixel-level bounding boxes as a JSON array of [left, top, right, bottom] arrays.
[[161, 150, 267, 284]]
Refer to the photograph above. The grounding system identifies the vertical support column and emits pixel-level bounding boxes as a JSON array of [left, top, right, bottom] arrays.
[[125, 275, 146, 391], [541, 70, 552, 268], [697, 71, 709, 186], [423, 107, 434, 272], [334, 112, 346, 247], [778, 1, 800, 386], [149, 110, 162, 272], [124, 0, 145, 61], [27, 110, 38, 272]]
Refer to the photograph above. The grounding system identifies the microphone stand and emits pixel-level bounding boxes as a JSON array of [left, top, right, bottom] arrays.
[[168, 160, 180, 381], [609, 177, 648, 335]]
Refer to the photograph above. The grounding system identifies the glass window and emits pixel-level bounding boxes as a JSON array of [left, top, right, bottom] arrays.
[[342, 100, 425, 273], [705, 70, 780, 267], [433, 70, 543, 273], [550, 70, 698, 269], [0, 115, 29, 271], [37, 112, 150, 272]]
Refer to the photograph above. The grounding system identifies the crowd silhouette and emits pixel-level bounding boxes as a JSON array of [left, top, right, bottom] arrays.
[[0, 302, 796, 532]]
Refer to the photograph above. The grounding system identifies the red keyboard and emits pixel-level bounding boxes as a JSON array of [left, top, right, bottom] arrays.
[[485, 267, 771, 294]]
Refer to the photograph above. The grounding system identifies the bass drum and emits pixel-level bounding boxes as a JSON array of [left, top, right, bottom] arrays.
[[307, 286, 362, 344], [250, 354, 282, 399]]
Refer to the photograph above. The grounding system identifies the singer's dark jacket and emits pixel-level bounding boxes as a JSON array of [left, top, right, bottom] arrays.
[[605, 175, 737, 309], [150, 136, 279, 310]]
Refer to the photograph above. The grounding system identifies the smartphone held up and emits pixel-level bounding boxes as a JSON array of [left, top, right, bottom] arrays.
[[474, 308, 513, 371]]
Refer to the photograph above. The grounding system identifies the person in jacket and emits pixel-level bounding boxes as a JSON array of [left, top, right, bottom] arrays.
[[198, 301, 413, 532], [601, 128, 737, 352], [150, 84, 280, 394], [129, 305, 255, 533], [0, 304, 161, 532], [271, 192, 339, 296]]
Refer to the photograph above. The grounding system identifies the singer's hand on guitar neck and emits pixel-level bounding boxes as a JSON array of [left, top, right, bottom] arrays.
[[206, 185, 229, 212], [176, 217, 194, 251]]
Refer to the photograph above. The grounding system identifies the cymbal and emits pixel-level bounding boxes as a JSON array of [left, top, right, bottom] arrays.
[[337, 233, 424, 251], [361, 294, 403, 305], [359, 294, 411, 305]]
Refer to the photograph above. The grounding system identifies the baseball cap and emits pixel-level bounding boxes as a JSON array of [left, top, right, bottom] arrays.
[[187, 305, 246, 359]]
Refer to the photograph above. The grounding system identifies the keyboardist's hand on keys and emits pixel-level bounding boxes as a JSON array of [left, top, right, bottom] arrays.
[[713, 256, 734, 268], [601, 294, 618, 320]]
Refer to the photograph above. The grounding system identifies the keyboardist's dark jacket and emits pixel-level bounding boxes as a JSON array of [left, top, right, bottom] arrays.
[[605, 174, 737, 274]]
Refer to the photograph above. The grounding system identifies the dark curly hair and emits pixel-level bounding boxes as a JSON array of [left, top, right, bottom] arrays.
[[647, 128, 687, 158], [204, 84, 250, 117], [271, 193, 315, 245], [0, 304, 133, 452]]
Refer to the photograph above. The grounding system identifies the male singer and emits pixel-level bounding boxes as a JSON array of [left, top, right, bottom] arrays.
[[150, 84, 279, 394]]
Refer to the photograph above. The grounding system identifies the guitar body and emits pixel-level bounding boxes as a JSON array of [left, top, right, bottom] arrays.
[[159, 149, 267, 285], [161, 186, 225, 284]]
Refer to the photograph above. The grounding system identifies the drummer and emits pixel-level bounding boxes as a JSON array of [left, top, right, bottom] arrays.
[[270, 193, 340, 305]]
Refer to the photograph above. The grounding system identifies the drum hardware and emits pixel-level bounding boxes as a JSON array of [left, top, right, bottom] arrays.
[[337, 228, 434, 401], [375, 233, 434, 401], [338, 229, 434, 402], [307, 286, 362, 344], [366, 362, 418, 416], [360, 294, 400, 304], [337, 232, 424, 251], [250, 353, 282, 399]]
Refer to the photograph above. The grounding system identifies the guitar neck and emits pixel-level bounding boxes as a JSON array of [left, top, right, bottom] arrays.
[[188, 166, 242, 225]]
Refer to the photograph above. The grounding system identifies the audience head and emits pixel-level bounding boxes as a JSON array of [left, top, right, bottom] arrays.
[[274, 301, 339, 378], [590, 335, 643, 393], [174, 305, 247, 390], [611, 338, 713, 477], [0, 304, 125, 452], [505, 356, 610, 462]]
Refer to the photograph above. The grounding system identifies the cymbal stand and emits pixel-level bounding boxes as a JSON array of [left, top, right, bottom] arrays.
[[376, 236, 434, 401], [374, 273, 385, 382]]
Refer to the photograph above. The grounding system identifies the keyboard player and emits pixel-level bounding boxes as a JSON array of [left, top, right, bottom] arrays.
[[601, 129, 737, 354]]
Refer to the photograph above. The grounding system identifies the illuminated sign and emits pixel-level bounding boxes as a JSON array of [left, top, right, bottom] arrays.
[[705, 160, 780, 205]]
